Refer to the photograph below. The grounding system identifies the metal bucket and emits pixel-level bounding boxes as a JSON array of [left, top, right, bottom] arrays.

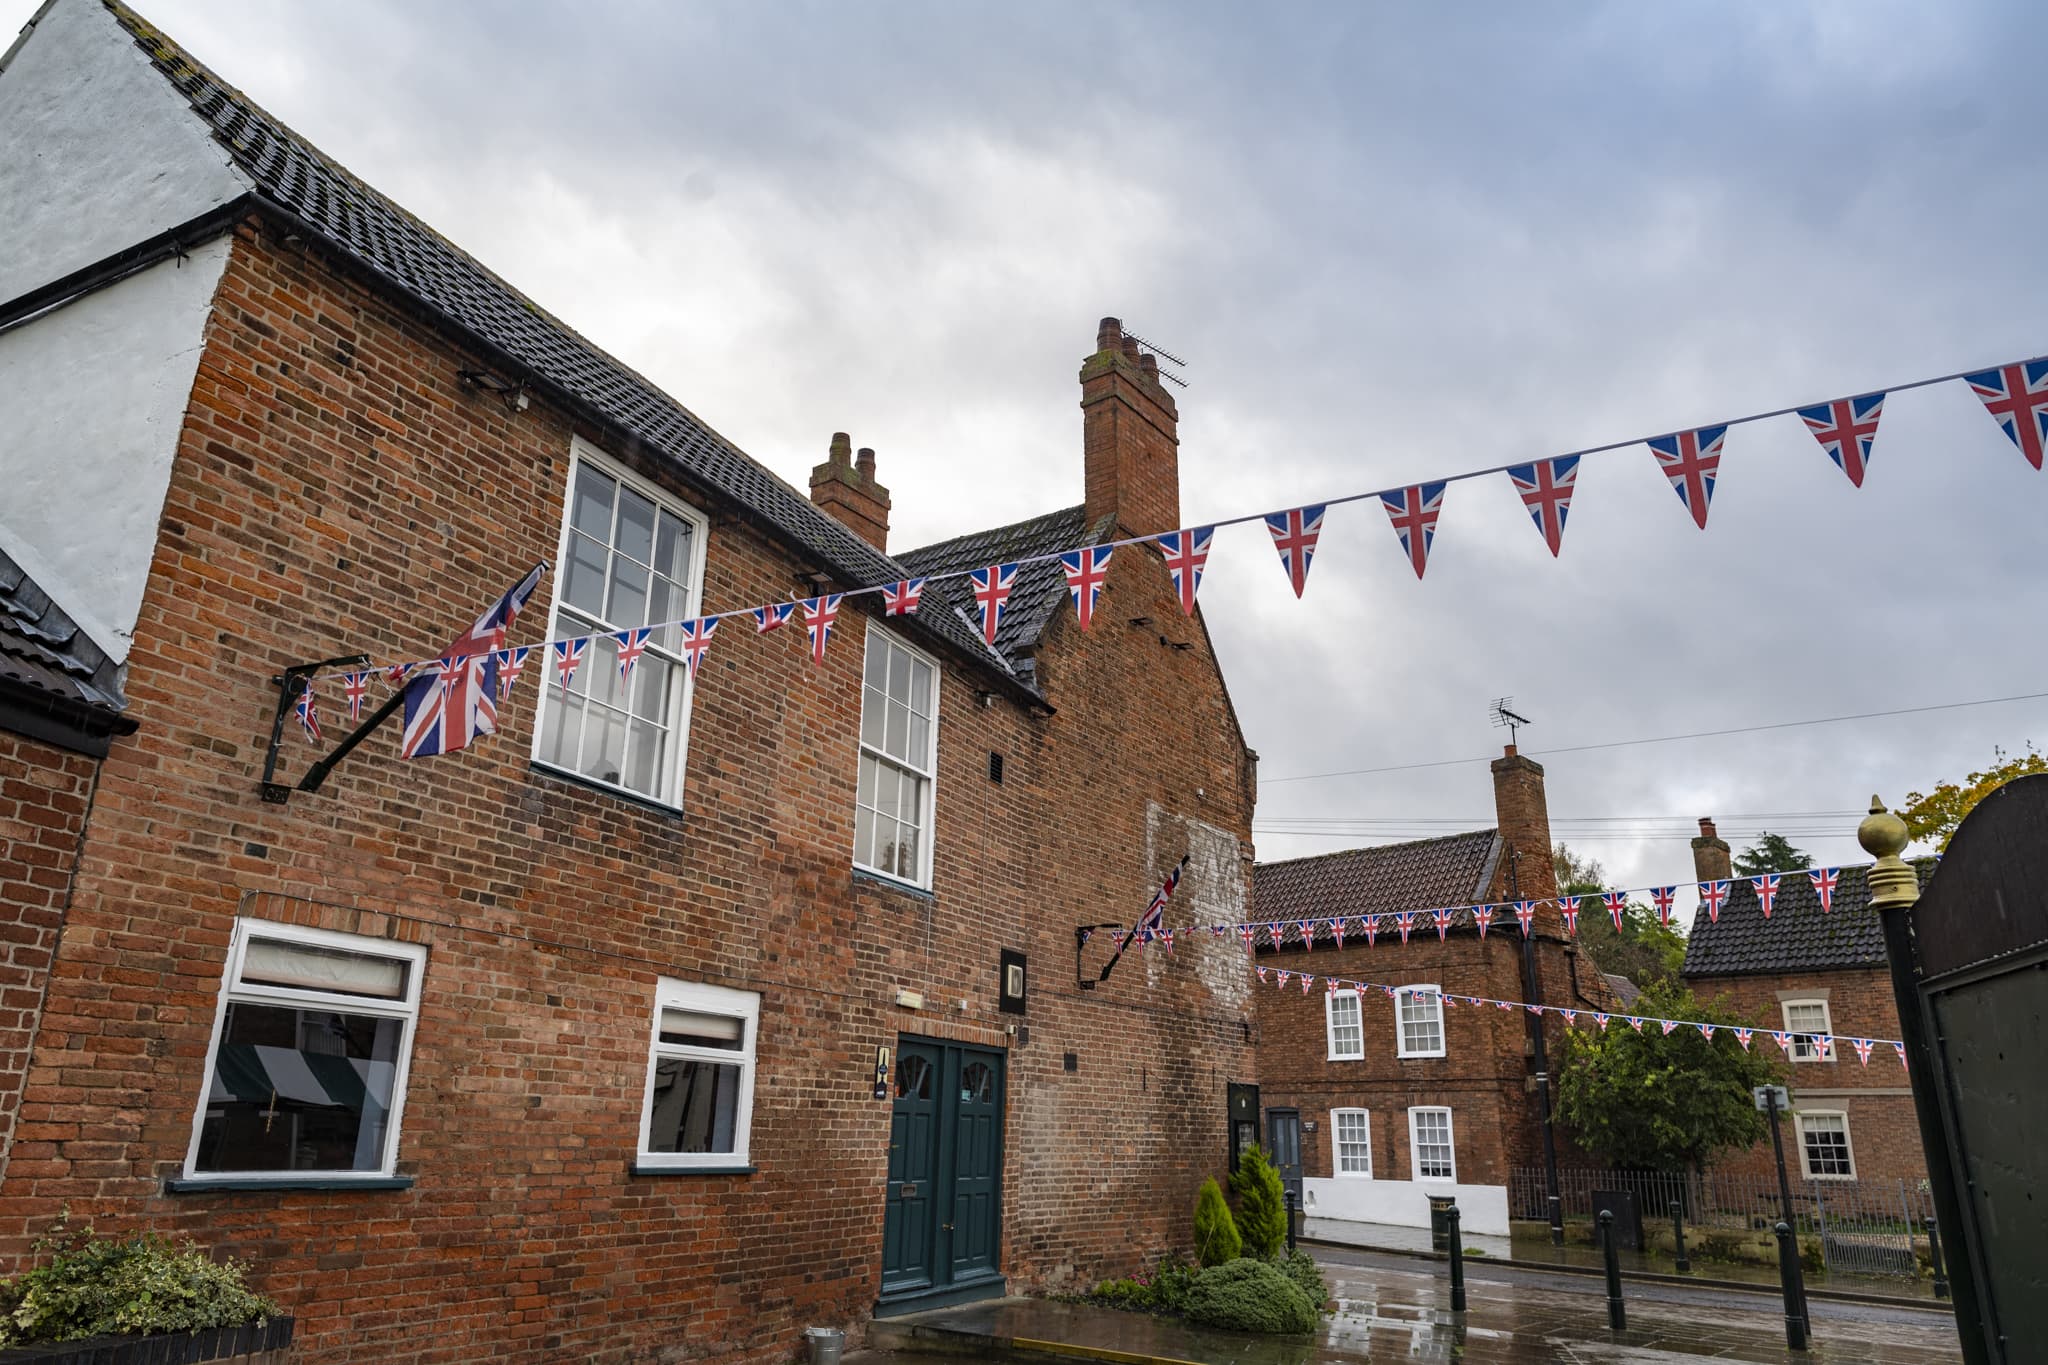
[[804, 1326, 845, 1365]]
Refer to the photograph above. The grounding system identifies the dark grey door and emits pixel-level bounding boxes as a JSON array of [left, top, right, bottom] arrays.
[[880, 1038, 1005, 1305], [1266, 1107, 1303, 1201]]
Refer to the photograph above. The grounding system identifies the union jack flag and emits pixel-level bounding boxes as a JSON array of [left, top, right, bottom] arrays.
[[1561, 1009, 1578, 1026], [1751, 873, 1781, 918], [1627, 1016, 1644, 1032], [386, 662, 416, 685], [1797, 393, 1884, 488], [1514, 900, 1536, 937], [1059, 546, 1113, 630], [1473, 904, 1494, 938], [1962, 360, 2048, 469], [1651, 885, 1676, 927], [1851, 1037, 1874, 1067], [1771, 1030, 1795, 1055], [492, 647, 532, 701], [970, 563, 1019, 644], [1529, 1004, 1545, 1016], [1808, 866, 1839, 913], [1506, 456, 1580, 557], [1660, 1019, 1679, 1035], [1602, 890, 1628, 931], [1131, 858, 1185, 944], [1263, 504, 1326, 597], [615, 627, 654, 683], [342, 670, 371, 721], [1734, 1027, 1754, 1051], [1239, 925, 1257, 953], [1330, 918, 1348, 949], [295, 679, 321, 744], [1268, 923, 1286, 951], [1893, 1041, 1907, 1071], [400, 563, 546, 760], [552, 637, 589, 697], [1698, 879, 1730, 923], [1256, 965, 1268, 984], [677, 618, 719, 679], [1363, 915, 1380, 946], [1298, 972, 1312, 995], [1433, 909, 1450, 942], [752, 602, 795, 633], [882, 579, 926, 616], [1396, 911, 1415, 944], [1593, 1012, 1611, 1030], [1558, 896, 1580, 937], [1648, 425, 1727, 530], [1296, 919, 1317, 951], [1698, 1024, 1717, 1041], [1276, 969, 1292, 991], [1380, 482, 1447, 579], [799, 594, 842, 666], [1157, 528, 1214, 615]]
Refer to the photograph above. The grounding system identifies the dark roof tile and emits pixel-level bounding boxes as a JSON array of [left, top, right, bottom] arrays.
[[1680, 862, 1935, 977], [897, 505, 1112, 661], [1254, 830, 1501, 922], [0, 546, 130, 719]]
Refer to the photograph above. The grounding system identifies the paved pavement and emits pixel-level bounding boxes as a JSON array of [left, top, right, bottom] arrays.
[[856, 1246, 1965, 1364]]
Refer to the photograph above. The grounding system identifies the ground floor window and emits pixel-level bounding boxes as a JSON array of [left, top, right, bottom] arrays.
[[638, 978, 760, 1169], [1797, 1111, 1855, 1179], [1407, 1106, 1456, 1181], [1332, 1108, 1371, 1176]]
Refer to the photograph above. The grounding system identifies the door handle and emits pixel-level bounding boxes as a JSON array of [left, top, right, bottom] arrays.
[[941, 1223, 954, 1231]]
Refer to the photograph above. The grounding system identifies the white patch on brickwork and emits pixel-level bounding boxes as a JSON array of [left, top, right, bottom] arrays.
[[1143, 801, 1249, 1011]]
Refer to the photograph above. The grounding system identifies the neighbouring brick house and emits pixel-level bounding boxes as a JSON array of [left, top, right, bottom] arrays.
[[0, 4, 1260, 1362], [1250, 749, 1616, 1237], [1681, 819, 1932, 1188]]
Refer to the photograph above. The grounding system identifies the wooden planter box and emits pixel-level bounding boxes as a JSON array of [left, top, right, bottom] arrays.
[[0, 1318, 291, 1365]]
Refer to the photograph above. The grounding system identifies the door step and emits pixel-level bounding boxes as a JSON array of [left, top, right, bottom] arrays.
[[872, 1272, 1007, 1318]]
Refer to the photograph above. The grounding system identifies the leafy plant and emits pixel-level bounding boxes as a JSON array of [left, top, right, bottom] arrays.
[[1086, 1277, 1157, 1312], [1150, 1254, 1196, 1314], [1903, 744, 2048, 851], [0, 1215, 280, 1347], [1193, 1177, 1242, 1267], [1733, 833, 1814, 877], [1228, 1146, 1288, 1260], [1183, 1258, 1317, 1334], [1276, 1250, 1327, 1310]]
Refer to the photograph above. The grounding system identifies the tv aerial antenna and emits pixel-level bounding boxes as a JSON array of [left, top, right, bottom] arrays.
[[1490, 697, 1531, 748]]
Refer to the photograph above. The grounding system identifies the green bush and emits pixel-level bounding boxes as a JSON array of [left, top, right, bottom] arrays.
[[1193, 1178, 1242, 1267], [1276, 1250, 1327, 1310], [1151, 1254, 1196, 1314], [1183, 1258, 1318, 1335], [1086, 1277, 1157, 1312], [1229, 1145, 1289, 1260], [0, 1218, 280, 1347]]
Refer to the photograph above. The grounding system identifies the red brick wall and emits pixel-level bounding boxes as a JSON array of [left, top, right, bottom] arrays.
[[0, 221, 1258, 1364], [1080, 322, 1180, 540], [0, 731, 96, 1176]]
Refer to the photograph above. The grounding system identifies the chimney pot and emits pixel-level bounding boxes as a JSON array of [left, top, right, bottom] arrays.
[[1698, 817, 1717, 839], [810, 432, 891, 551], [1121, 335, 1142, 362], [1097, 317, 1124, 353], [856, 447, 877, 478], [829, 432, 853, 466], [1690, 816, 1733, 882]]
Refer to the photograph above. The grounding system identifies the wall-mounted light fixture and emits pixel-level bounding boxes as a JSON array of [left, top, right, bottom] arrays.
[[457, 367, 529, 412]]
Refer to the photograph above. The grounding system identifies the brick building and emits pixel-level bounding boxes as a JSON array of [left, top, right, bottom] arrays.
[[1681, 819, 1932, 1187], [1250, 749, 1616, 1237], [0, 4, 1259, 1361]]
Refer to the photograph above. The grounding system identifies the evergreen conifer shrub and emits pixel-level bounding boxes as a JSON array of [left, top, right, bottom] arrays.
[[1192, 1178, 1241, 1267], [1183, 1258, 1317, 1335], [1229, 1145, 1289, 1260]]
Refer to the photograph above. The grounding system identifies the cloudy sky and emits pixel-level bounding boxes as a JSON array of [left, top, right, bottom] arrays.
[[15, 0, 2045, 898]]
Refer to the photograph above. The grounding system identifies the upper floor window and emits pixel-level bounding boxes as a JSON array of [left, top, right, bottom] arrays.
[[1796, 1111, 1855, 1180], [638, 979, 760, 1171], [856, 627, 938, 887], [186, 920, 427, 1181], [534, 442, 707, 805], [1395, 986, 1445, 1058], [1332, 1108, 1372, 1176], [1408, 1106, 1456, 1182], [1782, 999, 1835, 1062], [1325, 989, 1363, 1060]]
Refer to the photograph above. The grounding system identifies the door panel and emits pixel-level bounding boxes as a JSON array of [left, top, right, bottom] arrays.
[[882, 1043, 941, 1291], [880, 1038, 1004, 1302], [1266, 1108, 1304, 1200], [948, 1053, 1003, 1279]]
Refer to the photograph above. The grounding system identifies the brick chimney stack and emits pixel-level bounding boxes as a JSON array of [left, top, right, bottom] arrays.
[[1490, 744, 1557, 906], [1691, 817, 1733, 881], [809, 432, 891, 552], [1081, 317, 1180, 538]]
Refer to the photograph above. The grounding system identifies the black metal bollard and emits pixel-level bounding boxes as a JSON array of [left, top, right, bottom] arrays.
[[1775, 1221, 1809, 1351], [1670, 1200, 1691, 1274], [1285, 1190, 1298, 1253], [1597, 1209, 1625, 1330], [1924, 1215, 1950, 1301], [1446, 1202, 1467, 1313]]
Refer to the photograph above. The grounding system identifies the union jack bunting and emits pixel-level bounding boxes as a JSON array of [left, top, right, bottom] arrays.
[[970, 563, 1019, 644], [1269, 924, 1286, 951], [1528, 1005, 1545, 1017], [1699, 879, 1730, 923], [1496, 999, 1514, 1011], [1559, 897, 1580, 937], [401, 563, 546, 761], [1296, 920, 1317, 951], [1808, 866, 1839, 913], [1363, 915, 1380, 946], [1255, 965, 1268, 984], [1797, 393, 1884, 488], [1298, 973, 1312, 995], [882, 578, 927, 617], [1751, 873, 1781, 918], [614, 627, 655, 683], [1893, 1041, 1907, 1071], [1593, 1012, 1611, 1030], [1514, 900, 1536, 937], [1648, 424, 1727, 530], [1132, 860, 1184, 944], [1602, 890, 1628, 931], [1698, 1024, 1716, 1041], [752, 602, 795, 633], [1330, 918, 1347, 949], [386, 661, 416, 685], [1326, 977, 1339, 996], [1473, 904, 1495, 938], [1627, 1016, 1645, 1032], [1433, 909, 1451, 942], [492, 647, 532, 701], [1505, 456, 1581, 557], [800, 594, 842, 666], [552, 637, 589, 697], [1263, 504, 1326, 597], [1276, 970, 1292, 991], [1651, 885, 1676, 927], [1159, 929, 1175, 954], [1660, 1019, 1679, 1035], [1380, 482, 1447, 579], [1059, 547, 1113, 630], [1156, 528, 1214, 616], [677, 617, 719, 679], [1961, 361, 2048, 469], [1396, 911, 1415, 944], [1771, 1031, 1795, 1055], [295, 680, 321, 744], [1815, 1034, 1834, 1059], [1238, 926, 1256, 953], [1734, 1027, 1754, 1051], [1560, 1009, 1577, 1027], [342, 670, 371, 721]]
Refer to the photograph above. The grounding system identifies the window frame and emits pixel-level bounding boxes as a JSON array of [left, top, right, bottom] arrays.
[[1394, 985, 1447, 1059], [1324, 987, 1364, 1061], [635, 977, 761, 1172], [183, 919, 428, 1183], [1407, 1105, 1457, 1183], [1794, 1109, 1856, 1180], [1331, 1107, 1372, 1178], [853, 624, 941, 890], [1781, 998, 1836, 1063], [531, 438, 711, 809]]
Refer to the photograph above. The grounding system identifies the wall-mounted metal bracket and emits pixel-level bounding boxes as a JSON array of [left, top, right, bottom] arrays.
[[258, 653, 370, 803]]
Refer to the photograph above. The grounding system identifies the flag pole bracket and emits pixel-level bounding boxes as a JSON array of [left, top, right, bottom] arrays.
[[1073, 923, 1126, 991], [259, 654, 369, 804]]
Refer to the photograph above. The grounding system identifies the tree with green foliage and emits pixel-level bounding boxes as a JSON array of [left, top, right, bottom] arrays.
[[1228, 1145, 1288, 1260], [1903, 744, 2048, 851], [1192, 1178, 1241, 1267], [1555, 845, 1687, 992], [1555, 981, 1783, 1173], [1732, 832, 1813, 877]]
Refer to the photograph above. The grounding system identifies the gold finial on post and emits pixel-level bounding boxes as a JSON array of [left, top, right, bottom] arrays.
[[1858, 795, 1919, 912]]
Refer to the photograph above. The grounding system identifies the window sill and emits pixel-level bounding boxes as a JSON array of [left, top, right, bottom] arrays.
[[630, 1162, 757, 1177], [1397, 1052, 1449, 1061], [164, 1176, 414, 1194], [1325, 1053, 1365, 1063], [529, 761, 686, 820], [854, 867, 935, 902]]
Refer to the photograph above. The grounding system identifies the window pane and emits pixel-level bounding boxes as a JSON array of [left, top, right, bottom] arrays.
[[646, 1058, 740, 1154], [656, 512, 693, 582], [887, 645, 912, 707], [580, 706, 627, 787], [647, 578, 674, 647], [895, 819, 919, 880], [659, 1008, 744, 1050], [907, 656, 932, 716], [242, 940, 407, 1000], [624, 719, 664, 795], [631, 656, 671, 723], [616, 485, 657, 564], [864, 637, 889, 690], [898, 770, 925, 826], [564, 532, 609, 618], [877, 815, 902, 877], [539, 690, 584, 768], [195, 1002, 403, 1174], [607, 557, 649, 628], [884, 702, 908, 763], [583, 634, 623, 708], [857, 753, 879, 808], [571, 463, 616, 539], [861, 689, 887, 749], [855, 805, 878, 870], [907, 713, 930, 766], [875, 763, 900, 818]]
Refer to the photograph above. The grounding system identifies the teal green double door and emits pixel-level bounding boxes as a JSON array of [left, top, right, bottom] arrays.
[[880, 1037, 1005, 1308]]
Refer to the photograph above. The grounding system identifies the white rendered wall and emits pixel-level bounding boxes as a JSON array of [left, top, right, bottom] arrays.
[[0, 0, 248, 304], [1302, 1176, 1511, 1237], [0, 236, 231, 662]]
